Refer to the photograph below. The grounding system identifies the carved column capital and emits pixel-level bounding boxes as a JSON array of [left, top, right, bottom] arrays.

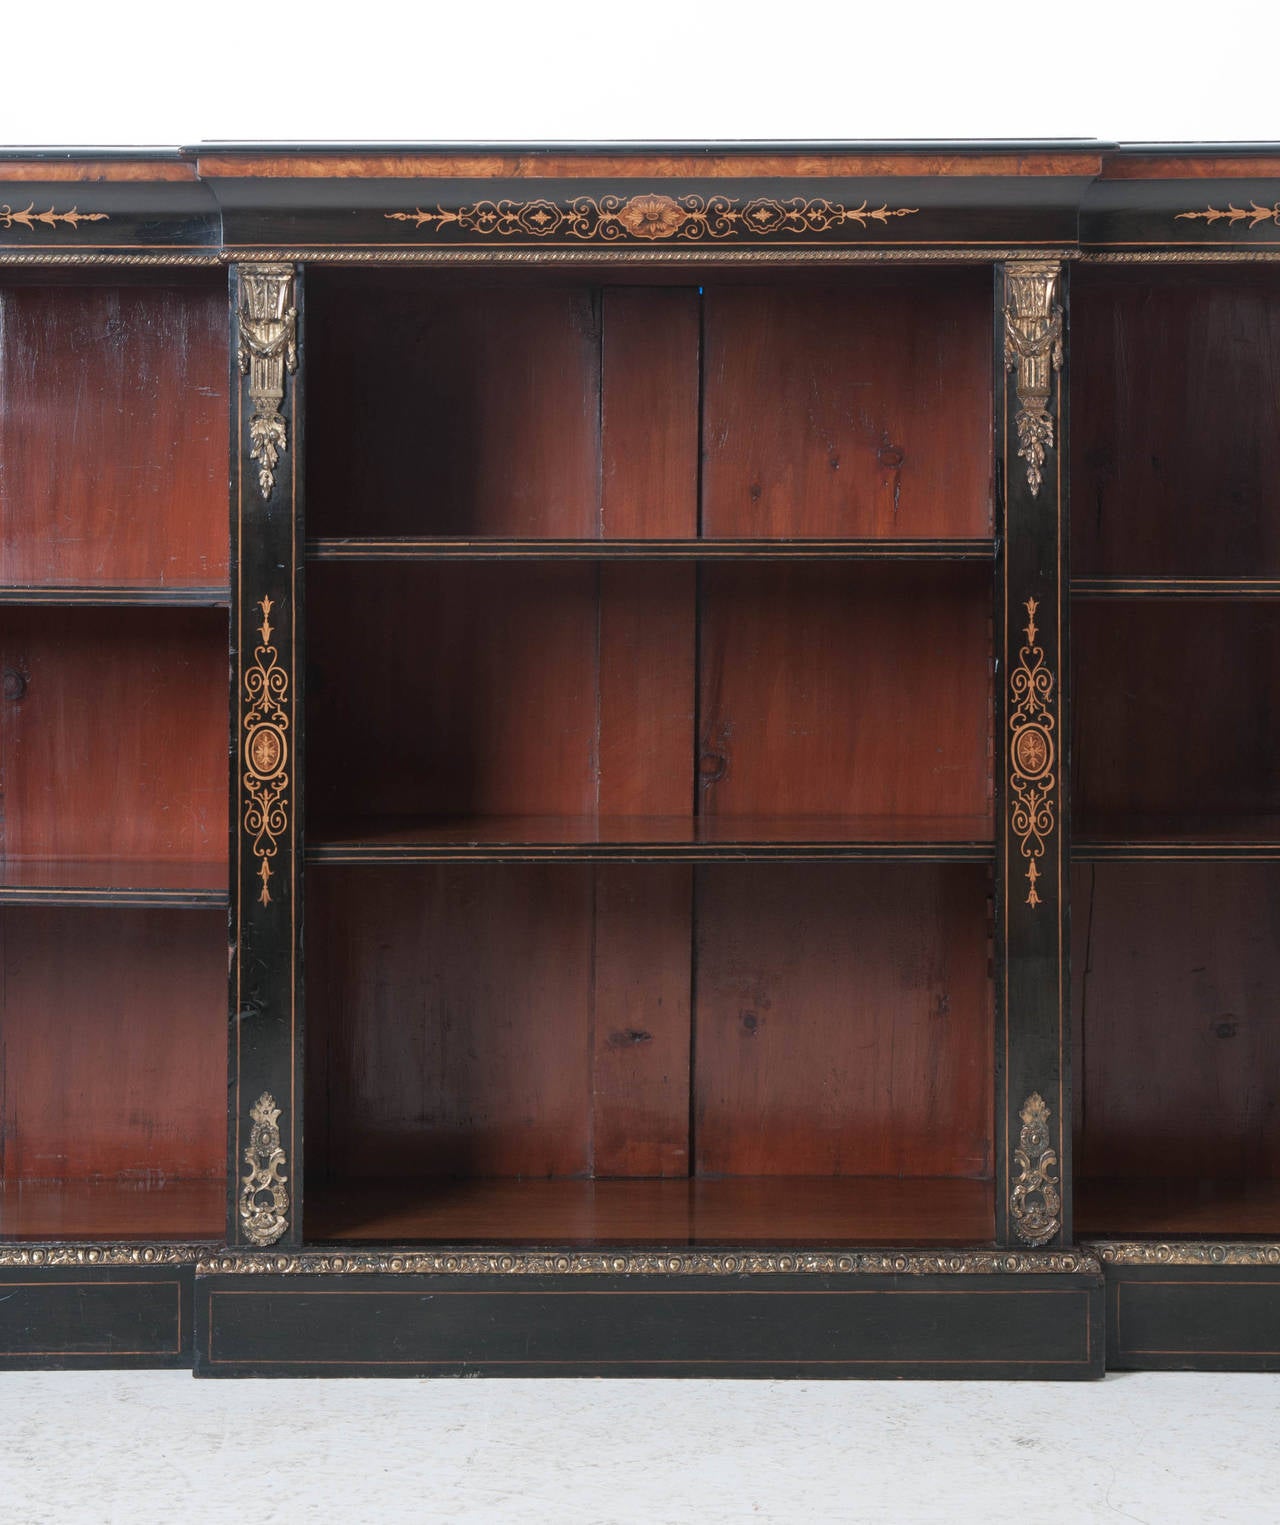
[[237, 262, 299, 499], [1003, 260, 1064, 496]]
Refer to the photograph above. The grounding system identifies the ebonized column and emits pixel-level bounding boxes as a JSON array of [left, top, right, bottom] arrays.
[[995, 259, 1070, 1248], [228, 262, 305, 1249]]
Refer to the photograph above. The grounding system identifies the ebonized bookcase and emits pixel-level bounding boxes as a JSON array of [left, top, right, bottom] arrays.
[[1, 141, 1278, 1377]]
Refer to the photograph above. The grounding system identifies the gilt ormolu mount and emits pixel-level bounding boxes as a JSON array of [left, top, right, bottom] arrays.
[[2, 141, 1280, 1377]]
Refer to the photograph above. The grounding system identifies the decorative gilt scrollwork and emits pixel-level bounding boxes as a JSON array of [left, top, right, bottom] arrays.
[[239, 1092, 289, 1246], [236, 263, 298, 499], [1003, 260, 1063, 496], [1009, 597, 1056, 908], [386, 193, 919, 242], [199, 1247, 1100, 1276], [1176, 201, 1280, 229], [1010, 1092, 1061, 1247], [243, 595, 289, 907], [0, 203, 109, 233]]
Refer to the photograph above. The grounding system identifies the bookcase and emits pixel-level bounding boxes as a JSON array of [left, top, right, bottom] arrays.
[[1, 141, 1278, 1376]]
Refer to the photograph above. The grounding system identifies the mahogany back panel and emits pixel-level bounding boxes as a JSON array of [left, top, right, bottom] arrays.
[[1072, 265, 1280, 577], [1072, 862, 1280, 1183], [0, 907, 226, 1183], [701, 275, 993, 539], [308, 279, 702, 540], [306, 865, 693, 1181], [0, 608, 229, 864], [694, 863, 993, 1178], [307, 562, 696, 823], [1072, 601, 1280, 828], [307, 863, 992, 1187], [699, 564, 994, 823], [0, 281, 228, 588]]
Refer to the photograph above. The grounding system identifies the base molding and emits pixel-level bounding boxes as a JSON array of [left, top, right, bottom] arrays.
[[192, 1252, 1104, 1379], [0, 1256, 205, 1369], [1090, 1243, 1280, 1371]]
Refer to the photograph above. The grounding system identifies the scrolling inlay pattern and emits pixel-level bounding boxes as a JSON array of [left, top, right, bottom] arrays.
[[243, 596, 289, 907], [1010, 1092, 1062, 1247], [386, 193, 919, 241], [239, 1092, 289, 1246], [236, 262, 298, 499], [1003, 260, 1063, 496], [1009, 597, 1056, 909]]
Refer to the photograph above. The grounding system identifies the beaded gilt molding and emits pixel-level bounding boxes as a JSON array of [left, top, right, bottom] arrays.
[[385, 192, 919, 242], [0, 1245, 213, 1268], [1092, 1243, 1280, 1267], [198, 1248, 1099, 1277]]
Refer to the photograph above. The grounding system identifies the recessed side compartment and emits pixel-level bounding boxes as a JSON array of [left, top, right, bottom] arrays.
[[0, 907, 228, 1241], [1072, 600, 1280, 845], [0, 280, 228, 593], [1072, 265, 1280, 580], [1073, 862, 1280, 1238], [0, 607, 229, 892]]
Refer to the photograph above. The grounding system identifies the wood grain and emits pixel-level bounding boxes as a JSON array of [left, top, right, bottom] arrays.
[[309, 563, 696, 823], [591, 865, 692, 1177], [1072, 862, 1280, 1188], [694, 864, 994, 1178], [597, 564, 696, 818], [1072, 601, 1280, 827], [0, 609, 228, 863], [307, 279, 600, 539], [601, 287, 700, 538], [1072, 266, 1280, 578], [702, 276, 992, 539], [199, 152, 1102, 180], [307, 1175, 995, 1245], [0, 907, 227, 1188], [0, 1179, 223, 1241], [0, 283, 228, 589], [306, 866, 595, 1180], [698, 564, 993, 822]]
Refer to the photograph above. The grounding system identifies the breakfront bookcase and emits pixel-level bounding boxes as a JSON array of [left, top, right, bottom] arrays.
[[2, 140, 1279, 1377]]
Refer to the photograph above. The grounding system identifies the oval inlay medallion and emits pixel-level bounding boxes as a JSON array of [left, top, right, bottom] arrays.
[[246, 722, 287, 779], [1011, 722, 1053, 781]]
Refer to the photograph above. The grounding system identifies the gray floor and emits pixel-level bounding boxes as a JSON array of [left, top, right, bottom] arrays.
[[1, 1370, 1276, 1522]]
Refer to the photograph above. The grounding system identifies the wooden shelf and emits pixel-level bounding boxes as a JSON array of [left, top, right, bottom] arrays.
[[0, 585, 230, 607], [307, 815, 996, 864], [306, 1176, 996, 1247], [0, 1179, 224, 1242], [1072, 577, 1280, 600], [1077, 1178, 1280, 1239], [0, 859, 228, 907], [307, 537, 996, 563], [1072, 816, 1280, 860]]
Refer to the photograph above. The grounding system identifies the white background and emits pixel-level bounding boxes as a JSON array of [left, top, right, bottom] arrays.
[[3, 6, 1278, 1521], [0, 0, 1274, 145]]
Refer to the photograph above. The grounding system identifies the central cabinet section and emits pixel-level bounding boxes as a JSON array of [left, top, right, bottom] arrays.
[[301, 269, 997, 1247]]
